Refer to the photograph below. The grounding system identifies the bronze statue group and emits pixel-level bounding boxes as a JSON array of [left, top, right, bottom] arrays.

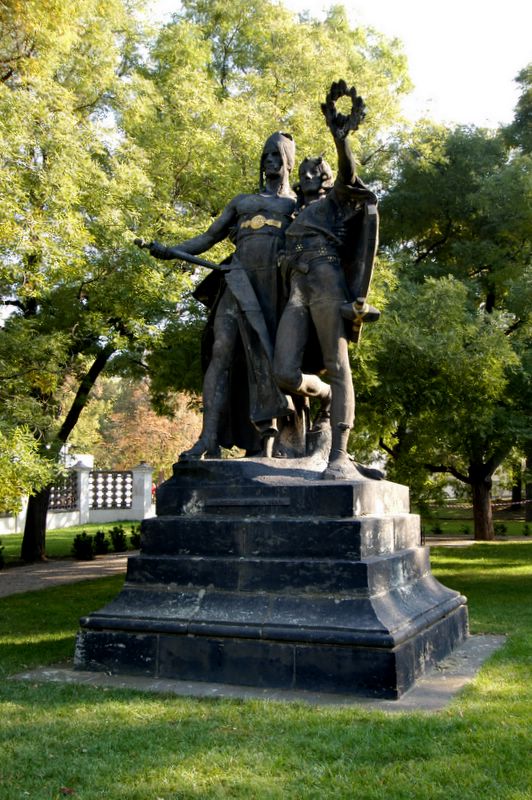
[[145, 81, 380, 480]]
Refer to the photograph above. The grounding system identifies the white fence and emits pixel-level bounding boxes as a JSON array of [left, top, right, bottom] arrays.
[[0, 462, 155, 535]]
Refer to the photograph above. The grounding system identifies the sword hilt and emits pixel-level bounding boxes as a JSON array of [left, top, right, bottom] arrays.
[[341, 297, 380, 343]]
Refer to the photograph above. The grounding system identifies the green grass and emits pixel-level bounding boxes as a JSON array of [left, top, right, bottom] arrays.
[[0, 542, 531, 799], [0, 521, 141, 565], [421, 514, 530, 538]]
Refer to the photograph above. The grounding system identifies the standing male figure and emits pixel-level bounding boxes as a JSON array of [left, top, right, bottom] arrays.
[[273, 81, 379, 479], [147, 132, 297, 459]]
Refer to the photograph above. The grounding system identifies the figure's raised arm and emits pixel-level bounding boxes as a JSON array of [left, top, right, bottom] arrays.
[[320, 80, 365, 185]]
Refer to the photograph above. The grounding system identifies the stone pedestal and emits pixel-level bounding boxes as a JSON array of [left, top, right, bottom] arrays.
[[75, 458, 468, 699]]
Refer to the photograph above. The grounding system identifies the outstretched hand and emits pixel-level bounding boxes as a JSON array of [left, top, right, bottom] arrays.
[[148, 240, 171, 259], [320, 79, 366, 139], [134, 238, 172, 260]]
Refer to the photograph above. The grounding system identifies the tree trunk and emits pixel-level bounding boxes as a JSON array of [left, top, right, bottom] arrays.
[[19, 343, 115, 563], [471, 477, 494, 540], [526, 483, 532, 522], [511, 481, 522, 511], [526, 451, 532, 523], [21, 486, 51, 562]]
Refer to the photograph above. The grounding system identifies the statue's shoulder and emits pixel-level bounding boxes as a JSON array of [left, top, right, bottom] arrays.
[[233, 192, 296, 217], [225, 193, 251, 212], [229, 192, 259, 215], [293, 195, 332, 225], [272, 194, 298, 214]]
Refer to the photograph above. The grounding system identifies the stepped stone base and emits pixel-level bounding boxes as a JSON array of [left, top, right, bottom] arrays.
[[75, 457, 468, 699]]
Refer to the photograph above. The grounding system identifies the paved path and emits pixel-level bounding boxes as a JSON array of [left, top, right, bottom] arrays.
[[0, 552, 131, 598]]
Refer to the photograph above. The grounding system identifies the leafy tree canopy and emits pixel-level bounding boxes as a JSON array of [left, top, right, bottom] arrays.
[[357, 92, 532, 537], [504, 63, 532, 154], [0, 0, 412, 558], [0, 424, 56, 514], [0, 0, 189, 554], [93, 378, 202, 478], [126, 0, 412, 244]]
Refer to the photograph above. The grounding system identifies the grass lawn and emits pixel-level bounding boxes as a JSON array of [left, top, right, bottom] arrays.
[[0, 522, 141, 566], [0, 542, 531, 799], [420, 510, 531, 538]]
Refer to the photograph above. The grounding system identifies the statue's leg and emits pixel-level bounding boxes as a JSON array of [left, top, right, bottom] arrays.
[[180, 295, 238, 461], [273, 303, 331, 408], [309, 300, 357, 479]]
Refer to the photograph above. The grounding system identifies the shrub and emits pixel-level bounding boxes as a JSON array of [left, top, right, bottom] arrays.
[[109, 524, 128, 552], [459, 524, 471, 536], [93, 529, 110, 555], [430, 523, 443, 535], [129, 524, 141, 549], [523, 523, 530, 537], [0, 538, 4, 570], [71, 532, 94, 560], [494, 522, 507, 536]]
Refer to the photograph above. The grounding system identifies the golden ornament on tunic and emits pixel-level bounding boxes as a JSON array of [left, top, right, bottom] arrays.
[[241, 215, 282, 230]]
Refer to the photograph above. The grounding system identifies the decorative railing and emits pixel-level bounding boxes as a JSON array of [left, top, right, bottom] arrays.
[[49, 470, 135, 511], [89, 471, 134, 509], [48, 472, 79, 511], [0, 462, 153, 535]]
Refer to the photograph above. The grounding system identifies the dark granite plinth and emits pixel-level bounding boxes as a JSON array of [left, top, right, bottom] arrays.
[[75, 458, 468, 698]]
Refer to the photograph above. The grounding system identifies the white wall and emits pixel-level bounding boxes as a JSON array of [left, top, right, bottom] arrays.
[[0, 463, 155, 535]]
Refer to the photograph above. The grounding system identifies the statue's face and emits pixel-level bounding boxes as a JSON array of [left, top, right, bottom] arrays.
[[262, 144, 284, 179], [299, 158, 325, 196]]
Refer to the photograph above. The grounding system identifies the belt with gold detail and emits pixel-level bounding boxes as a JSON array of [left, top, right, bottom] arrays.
[[240, 214, 283, 231]]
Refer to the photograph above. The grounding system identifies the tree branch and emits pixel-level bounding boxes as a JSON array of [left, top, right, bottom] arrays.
[[414, 221, 453, 265], [1, 298, 25, 309], [359, 142, 389, 166], [0, 366, 59, 382], [424, 463, 471, 484], [56, 343, 115, 444], [485, 445, 512, 477], [378, 437, 396, 458], [505, 318, 523, 336]]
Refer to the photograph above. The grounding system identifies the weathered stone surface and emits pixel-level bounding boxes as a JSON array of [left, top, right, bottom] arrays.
[[74, 630, 157, 677], [122, 547, 429, 595], [75, 458, 468, 698], [140, 513, 420, 559], [156, 458, 410, 517]]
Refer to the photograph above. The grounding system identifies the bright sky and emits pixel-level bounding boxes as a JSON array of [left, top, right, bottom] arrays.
[[150, 0, 531, 128]]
